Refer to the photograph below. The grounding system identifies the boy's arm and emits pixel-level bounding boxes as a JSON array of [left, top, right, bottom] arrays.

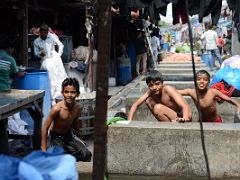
[[177, 89, 192, 96], [41, 105, 59, 151], [128, 92, 149, 121], [213, 89, 240, 112], [168, 87, 192, 121]]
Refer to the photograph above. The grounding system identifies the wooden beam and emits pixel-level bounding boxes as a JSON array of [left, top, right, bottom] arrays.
[[92, 0, 112, 179], [22, 0, 28, 66]]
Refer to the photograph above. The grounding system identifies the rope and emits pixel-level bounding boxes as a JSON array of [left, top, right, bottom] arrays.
[[184, 0, 211, 179]]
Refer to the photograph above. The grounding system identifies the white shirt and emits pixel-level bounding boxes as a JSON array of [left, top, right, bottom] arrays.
[[201, 30, 218, 50], [34, 33, 64, 60], [150, 36, 160, 51]]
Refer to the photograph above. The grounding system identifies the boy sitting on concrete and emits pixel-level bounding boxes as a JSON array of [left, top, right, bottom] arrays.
[[41, 77, 92, 161], [128, 70, 192, 122]]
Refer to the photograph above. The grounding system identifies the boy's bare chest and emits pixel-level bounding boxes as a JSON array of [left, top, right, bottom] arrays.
[[59, 109, 79, 122], [154, 94, 175, 107], [198, 93, 216, 109]]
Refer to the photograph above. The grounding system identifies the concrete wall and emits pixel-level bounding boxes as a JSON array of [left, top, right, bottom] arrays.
[[107, 121, 240, 177], [125, 96, 240, 123]]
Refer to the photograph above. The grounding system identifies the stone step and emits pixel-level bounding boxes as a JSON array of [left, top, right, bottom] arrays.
[[139, 81, 195, 92], [157, 63, 207, 68], [157, 68, 210, 74], [160, 71, 215, 81], [158, 61, 203, 64]]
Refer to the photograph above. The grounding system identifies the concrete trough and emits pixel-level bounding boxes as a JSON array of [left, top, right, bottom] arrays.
[[107, 121, 240, 178], [125, 96, 240, 123], [162, 74, 194, 81]]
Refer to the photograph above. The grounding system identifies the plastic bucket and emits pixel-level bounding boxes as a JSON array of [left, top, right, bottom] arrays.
[[117, 57, 132, 86], [13, 69, 51, 130], [117, 66, 132, 85]]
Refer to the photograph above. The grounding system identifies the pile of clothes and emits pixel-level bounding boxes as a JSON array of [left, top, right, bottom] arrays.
[[162, 52, 201, 62], [210, 55, 240, 101]]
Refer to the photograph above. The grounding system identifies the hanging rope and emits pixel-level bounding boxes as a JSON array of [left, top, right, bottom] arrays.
[[184, 0, 211, 179]]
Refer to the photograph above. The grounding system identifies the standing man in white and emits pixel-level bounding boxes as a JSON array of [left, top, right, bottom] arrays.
[[150, 29, 160, 68], [34, 24, 68, 105], [201, 24, 223, 71]]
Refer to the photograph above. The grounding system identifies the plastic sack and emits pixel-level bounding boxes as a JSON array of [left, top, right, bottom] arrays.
[[72, 46, 97, 63], [22, 146, 78, 180], [210, 65, 240, 90], [0, 147, 78, 180]]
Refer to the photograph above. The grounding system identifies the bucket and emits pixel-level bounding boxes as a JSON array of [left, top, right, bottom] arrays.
[[13, 69, 51, 130], [117, 66, 132, 85], [117, 57, 132, 86]]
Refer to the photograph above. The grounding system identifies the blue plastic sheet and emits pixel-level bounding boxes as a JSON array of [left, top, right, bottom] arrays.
[[0, 147, 78, 180], [210, 65, 240, 90]]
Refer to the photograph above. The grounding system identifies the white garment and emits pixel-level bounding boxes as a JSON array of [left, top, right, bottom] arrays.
[[34, 33, 64, 59], [201, 30, 218, 50], [151, 36, 160, 62], [8, 113, 28, 135], [221, 55, 240, 69], [34, 33, 68, 105], [150, 36, 160, 52]]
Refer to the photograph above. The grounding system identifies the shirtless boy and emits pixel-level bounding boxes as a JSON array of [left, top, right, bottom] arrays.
[[128, 70, 192, 122], [178, 70, 240, 122], [41, 77, 92, 161]]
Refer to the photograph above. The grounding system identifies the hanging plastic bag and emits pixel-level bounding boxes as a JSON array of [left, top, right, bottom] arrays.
[[210, 65, 240, 90]]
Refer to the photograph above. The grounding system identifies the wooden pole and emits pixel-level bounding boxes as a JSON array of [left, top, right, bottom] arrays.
[[92, 0, 112, 179], [88, 36, 93, 91], [22, 0, 28, 67]]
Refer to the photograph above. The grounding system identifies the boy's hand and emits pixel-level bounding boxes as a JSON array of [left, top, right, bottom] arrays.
[[174, 117, 190, 123]]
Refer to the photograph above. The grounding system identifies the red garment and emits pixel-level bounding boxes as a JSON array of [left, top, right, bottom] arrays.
[[211, 81, 235, 102], [206, 116, 223, 123], [218, 37, 224, 47]]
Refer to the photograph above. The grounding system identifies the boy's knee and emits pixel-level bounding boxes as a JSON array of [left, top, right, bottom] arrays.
[[154, 104, 163, 110], [153, 104, 164, 115]]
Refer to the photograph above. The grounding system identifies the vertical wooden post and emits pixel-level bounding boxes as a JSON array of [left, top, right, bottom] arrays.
[[92, 0, 112, 179], [112, 21, 117, 78], [22, 0, 28, 67]]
